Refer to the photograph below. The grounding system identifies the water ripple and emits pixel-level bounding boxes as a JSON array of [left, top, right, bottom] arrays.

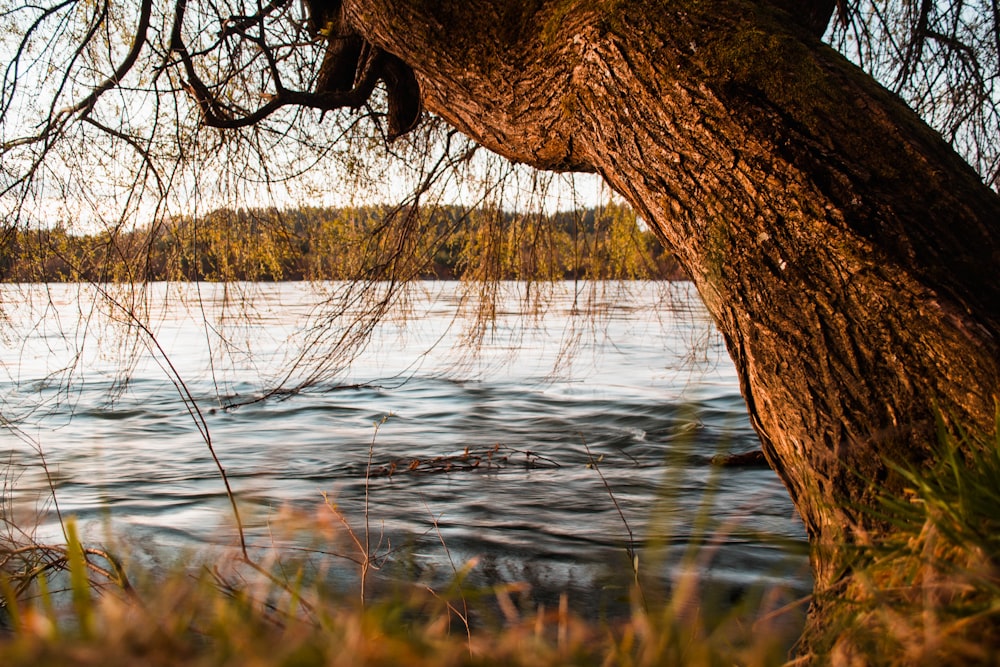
[[1, 281, 810, 614]]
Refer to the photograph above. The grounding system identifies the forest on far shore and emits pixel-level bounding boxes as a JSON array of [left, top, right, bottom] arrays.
[[0, 204, 686, 283]]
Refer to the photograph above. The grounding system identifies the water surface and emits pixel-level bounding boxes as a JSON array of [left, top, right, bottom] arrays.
[[0, 281, 810, 619]]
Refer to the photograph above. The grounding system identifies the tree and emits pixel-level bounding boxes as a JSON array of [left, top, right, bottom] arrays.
[[3, 0, 1000, 658], [338, 2, 1000, 651]]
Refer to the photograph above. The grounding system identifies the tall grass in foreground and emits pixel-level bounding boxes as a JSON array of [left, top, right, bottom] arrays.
[[809, 421, 1000, 665], [0, 466, 804, 667], [0, 557, 794, 666], [0, 500, 801, 667], [2, 426, 998, 666]]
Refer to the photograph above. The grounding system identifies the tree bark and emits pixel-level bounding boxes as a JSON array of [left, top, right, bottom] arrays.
[[343, 0, 1000, 652]]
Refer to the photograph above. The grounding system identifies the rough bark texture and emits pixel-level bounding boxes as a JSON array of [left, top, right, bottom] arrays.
[[343, 0, 1000, 654]]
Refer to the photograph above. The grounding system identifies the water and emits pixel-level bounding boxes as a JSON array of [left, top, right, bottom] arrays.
[[0, 281, 810, 619]]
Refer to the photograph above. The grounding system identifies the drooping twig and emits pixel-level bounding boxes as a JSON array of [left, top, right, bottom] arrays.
[[582, 440, 639, 582]]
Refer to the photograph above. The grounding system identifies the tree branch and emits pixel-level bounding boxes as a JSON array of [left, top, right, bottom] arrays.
[[57, 0, 154, 120], [221, 0, 293, 39]]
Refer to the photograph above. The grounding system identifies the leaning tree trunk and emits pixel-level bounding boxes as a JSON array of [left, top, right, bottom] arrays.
[[345, 0, 1000, 653]]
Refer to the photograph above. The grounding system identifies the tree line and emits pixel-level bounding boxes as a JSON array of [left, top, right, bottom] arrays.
[[0, 203, 685, 283]]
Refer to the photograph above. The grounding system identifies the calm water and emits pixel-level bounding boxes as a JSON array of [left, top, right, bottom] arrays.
[[0, 281, 810, 617]]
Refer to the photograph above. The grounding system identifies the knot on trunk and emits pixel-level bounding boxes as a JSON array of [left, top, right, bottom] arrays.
[[305, 0, 422, 139]]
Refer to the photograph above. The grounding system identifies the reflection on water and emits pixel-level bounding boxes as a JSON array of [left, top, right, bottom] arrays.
[[0, 281, 810, 619]]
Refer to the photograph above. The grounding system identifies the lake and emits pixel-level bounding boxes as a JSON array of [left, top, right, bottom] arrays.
[[0, 281, 810, 622]]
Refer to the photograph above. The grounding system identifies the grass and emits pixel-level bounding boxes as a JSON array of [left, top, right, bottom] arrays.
[[807, 420, 1000, 665], [2, 425, 998, 665], [0, 513, 800, 667], [0, 446, 804, 667]]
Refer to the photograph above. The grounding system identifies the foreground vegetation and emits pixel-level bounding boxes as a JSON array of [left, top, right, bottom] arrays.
[[0, 516, 805, 666], [804, 421, 1000, 664], [2, 426, 998, 666], [0, 204, 684, 284], [0, 525, 799, 667]]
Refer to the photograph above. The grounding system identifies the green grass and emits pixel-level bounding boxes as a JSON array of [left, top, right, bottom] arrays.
[[808, 420, 1000, 665]]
